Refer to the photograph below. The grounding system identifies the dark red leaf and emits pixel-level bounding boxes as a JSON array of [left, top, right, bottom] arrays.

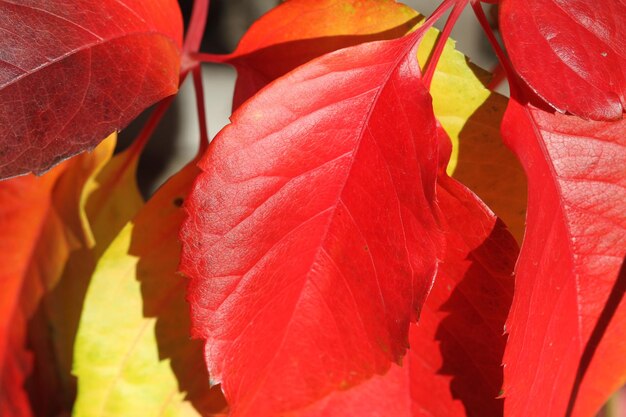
[[0, 0, 183, 178], [215, 0, 419, 109], [501, 99, 626, 417], [499, 0, 626, 120], [180, 30, 443, 417]]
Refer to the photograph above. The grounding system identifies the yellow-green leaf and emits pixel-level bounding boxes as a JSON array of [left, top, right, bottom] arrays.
[[27, 134, 145, 410], [73, 162, 227, 417], [81, 140, 145, 253]]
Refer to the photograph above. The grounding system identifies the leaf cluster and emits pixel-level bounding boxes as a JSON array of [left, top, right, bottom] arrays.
[[0, 1, 624, 417]]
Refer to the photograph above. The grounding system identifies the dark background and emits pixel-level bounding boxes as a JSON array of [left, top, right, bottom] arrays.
[[119, 0, 276, 196]]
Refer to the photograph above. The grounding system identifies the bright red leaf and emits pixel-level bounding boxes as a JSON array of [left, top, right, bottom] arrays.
[[285, 139, 517, 417], [499, 0, 626, 120], [202, 0, 419, 109], [571, 259, 626, 417], [0, 0, 183, 179], [501, 99, 626, 417], [180, 29, 443, 417], [406, 174, 515, 417]]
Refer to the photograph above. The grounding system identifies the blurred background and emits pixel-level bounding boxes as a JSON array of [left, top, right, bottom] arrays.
[[120, 0, 499, 196]]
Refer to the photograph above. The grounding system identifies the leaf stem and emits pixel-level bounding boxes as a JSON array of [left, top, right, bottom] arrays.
[[191, 52, 234, 65], [192, 66, 210, 155], [423, 0, 467, 88], [420, 0, 456, 32], [487, 62, 506, 91], [179, 0, 213, 158], [469, 1, 518, 95], [183, 0, 210, 53]]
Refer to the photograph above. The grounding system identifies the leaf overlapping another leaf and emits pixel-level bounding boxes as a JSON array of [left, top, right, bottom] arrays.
[[214, 0, 526, 241], [31, 133, 145, 410], [73, 162, 227, 417], [0, 135, 119, 417], [210, 0, 421, 110], [177, 1, 529, 415], [227, 118, 520, 417], [0, 164, 67, 417], [407, 173, 516, 417], [10, 1, 624, 417], [285, 142, 518, 417], [0, 131, 147, 417], [416, 29, 526, 241], [180, 27, 444, 417]]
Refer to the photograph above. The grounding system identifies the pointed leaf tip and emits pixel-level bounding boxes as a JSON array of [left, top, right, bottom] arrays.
[[180, 31, 444, 417]]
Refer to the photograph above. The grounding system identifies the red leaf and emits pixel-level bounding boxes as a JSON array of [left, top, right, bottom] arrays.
[[217, 0, 419, 109], [407, 174, 515, 417], [571, 259, 626, 417], [499, 0, 626, 120], [285, 160, 517, 417], [180, 31, 443, 417], [291, 361, 412, 417], [501, 99, 626, 417], [0, 0, 183, 178]]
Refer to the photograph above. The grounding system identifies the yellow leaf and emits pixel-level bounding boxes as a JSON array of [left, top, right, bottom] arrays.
[[34, 136, 145, 407], [73, 162, 227, 417]]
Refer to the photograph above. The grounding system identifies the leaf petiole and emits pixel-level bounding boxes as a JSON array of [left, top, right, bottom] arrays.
[[191, 66, 210, 155], [469, 1, 518, 94]]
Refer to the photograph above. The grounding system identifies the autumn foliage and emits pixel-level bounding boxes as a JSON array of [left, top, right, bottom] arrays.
[[0, 1, 624, 417]]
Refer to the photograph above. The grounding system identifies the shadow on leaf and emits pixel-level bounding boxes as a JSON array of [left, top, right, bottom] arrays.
[[435, 216, 516, 417], [228, 16, 423, 109], [130, 163, 228, 416]]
